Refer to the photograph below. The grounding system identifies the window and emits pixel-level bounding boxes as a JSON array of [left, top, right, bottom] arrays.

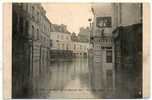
[[37, 29, 39, 40], [106, 50, 112, 63], [62, 44, 64, 49], [26, 4, 28, 11], [20, 3, 23, 9], [32, 6, 34, 19], [32, 25, 34, 39], [25, 21, 29, 34], [74, 44, 76, 50], [19, 17, 24, 33], [37, 12, 39, 21]]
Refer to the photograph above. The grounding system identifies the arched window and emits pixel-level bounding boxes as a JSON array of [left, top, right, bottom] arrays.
[[32, 25, 34, 39]]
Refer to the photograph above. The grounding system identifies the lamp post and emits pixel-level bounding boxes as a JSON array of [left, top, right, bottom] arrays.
[[88, 18, 93, 89], [88, 18, 92, 44]]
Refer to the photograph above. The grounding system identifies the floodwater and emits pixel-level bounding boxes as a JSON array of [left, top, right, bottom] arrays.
[[32, 58, 103, 99]]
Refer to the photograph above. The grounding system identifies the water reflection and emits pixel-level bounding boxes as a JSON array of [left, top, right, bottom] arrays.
[[49, 59, 89, 89], [32, 58, 103, 99]]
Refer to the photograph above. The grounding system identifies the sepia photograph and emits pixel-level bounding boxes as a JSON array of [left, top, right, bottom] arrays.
[[10, 3, 144, 99]]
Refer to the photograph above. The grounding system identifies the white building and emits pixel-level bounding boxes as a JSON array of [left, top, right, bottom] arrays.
[[50, 25, 89, 57], [71, 42, 89, 57], [50, 29, 90, 57], [50, 31, 71, 50]]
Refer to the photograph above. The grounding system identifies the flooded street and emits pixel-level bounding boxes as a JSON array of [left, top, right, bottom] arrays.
[[33, 58, 101, 99], [12, 3, 143, 99]]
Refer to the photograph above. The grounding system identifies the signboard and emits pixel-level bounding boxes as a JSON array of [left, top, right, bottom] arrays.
[[96, 17, 112, 28]]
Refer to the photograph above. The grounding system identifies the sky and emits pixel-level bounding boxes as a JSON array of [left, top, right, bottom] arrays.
[[42, 3, 94, 34]]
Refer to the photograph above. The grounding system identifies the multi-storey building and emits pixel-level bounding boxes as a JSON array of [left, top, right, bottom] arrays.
[[90, 4, 115, 98], [49, 24, 74, 60], [50, 25, 71, 51], [12, 3, 52, 98], [50, 24, 89, 59], [112, 3, 142, 98]]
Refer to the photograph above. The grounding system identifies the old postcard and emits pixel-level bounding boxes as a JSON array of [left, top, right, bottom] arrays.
[[3, 2, 150, 99]]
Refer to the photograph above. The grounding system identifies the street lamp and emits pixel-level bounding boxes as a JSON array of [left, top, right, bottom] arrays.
[[88, 18, 92, 44], [88, 18, 92, 27]]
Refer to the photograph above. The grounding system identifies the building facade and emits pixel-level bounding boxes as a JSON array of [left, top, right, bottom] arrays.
[[71, 41, 89, 57], [112, 3, 142, 98], [50, 32, 71, 50], [90, 3, 115, 98], [50, 24, 89, 59], [12, 3, 52, 98], [49, 24, 74, 60]]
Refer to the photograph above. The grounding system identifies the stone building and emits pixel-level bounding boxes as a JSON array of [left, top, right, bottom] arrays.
[[90, 4, 115, 98], [112, 3, 142, 98], [12, 3, 52, 98]]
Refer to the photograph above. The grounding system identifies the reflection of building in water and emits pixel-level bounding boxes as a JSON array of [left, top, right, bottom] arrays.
[[112, 3, 142, 98], [90, 3, 115, 97]]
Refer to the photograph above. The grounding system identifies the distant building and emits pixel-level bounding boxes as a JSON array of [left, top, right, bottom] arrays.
[[71, 41, 89, 57], [50, 31, 71, 50], [50, 24, 90, 58], [112, 3, 142, 98], [78, 27, 90, 42], [12, 3, 52, 98], [50, 24, 74, 60]]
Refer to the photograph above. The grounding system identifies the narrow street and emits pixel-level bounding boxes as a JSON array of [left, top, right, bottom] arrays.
[[12, 3, 143, 99]]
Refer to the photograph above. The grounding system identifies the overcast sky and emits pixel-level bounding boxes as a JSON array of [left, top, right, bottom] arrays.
[[42, 3, 94, 34]]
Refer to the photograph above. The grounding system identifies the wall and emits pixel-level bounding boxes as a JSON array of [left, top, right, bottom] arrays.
[[113, 3, 142, 27]]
